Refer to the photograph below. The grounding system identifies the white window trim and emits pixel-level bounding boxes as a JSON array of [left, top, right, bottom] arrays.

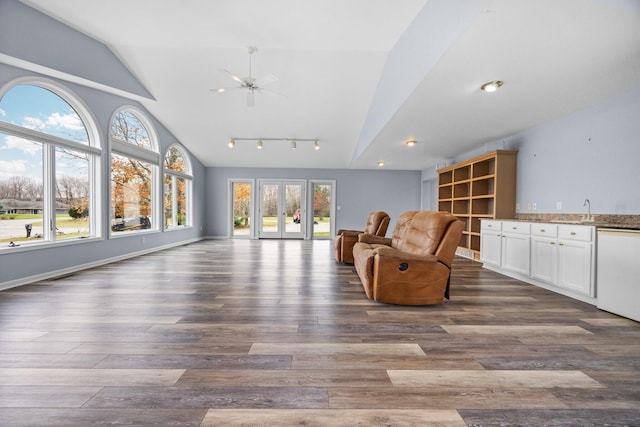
[[163, 144, 193, 230], [108, 106, 160, 236], [0, 77, 103, 249]]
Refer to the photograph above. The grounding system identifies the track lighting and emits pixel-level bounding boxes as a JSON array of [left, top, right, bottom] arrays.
[[226, 137, 319, 150]]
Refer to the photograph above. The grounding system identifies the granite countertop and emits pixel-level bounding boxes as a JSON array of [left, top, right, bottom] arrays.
[[509, 214, 640, 230]]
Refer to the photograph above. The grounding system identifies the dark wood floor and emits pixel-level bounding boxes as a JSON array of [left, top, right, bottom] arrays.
[[0, 239, 639, 426]]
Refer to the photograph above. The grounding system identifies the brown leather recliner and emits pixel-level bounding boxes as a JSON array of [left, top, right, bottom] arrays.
[[334, 211, 390, 264], [352, 210, 464, 305]]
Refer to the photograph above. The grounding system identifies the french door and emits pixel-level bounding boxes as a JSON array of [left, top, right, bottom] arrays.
[[258, 180, 305, 239]]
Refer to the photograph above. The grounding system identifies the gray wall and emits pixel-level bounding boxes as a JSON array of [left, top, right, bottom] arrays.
[[206, 167, 421, 237], [421, 83, 640, 215], [509, 83, 640, 215]]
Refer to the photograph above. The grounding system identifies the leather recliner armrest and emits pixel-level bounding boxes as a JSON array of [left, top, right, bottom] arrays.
[[358, 234, 392, 245], [372, 246, 439, 263], [336, 229, 362, 237]]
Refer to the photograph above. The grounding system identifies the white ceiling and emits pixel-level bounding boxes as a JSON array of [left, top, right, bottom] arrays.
[[20, 0, 640, 170]]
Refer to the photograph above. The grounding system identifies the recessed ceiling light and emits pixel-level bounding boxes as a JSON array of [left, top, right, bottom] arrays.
[[405, 139, 417, 147], [228, 138, 235, 148], [480, 80, 503, 92], [377, 161, 385, 167]]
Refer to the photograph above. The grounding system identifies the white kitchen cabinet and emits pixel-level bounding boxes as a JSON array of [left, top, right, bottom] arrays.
[[500, 221, 530, 276], [530, 224, 558, 284], [481, 220, 596, 303], [480, 220, 502, 267], [557, 226, 594, 295]]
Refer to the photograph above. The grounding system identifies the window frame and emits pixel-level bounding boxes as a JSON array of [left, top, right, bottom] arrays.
[[108, 105, 160, 237], [0, 77, 102, 251], [163, 144, 193, 230]]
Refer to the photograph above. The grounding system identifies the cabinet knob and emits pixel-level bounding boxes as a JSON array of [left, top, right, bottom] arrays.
[[540, 229, 546, 232], [550, 242, 555, 245], [570, 232, 576, 235], [512, 227, 517, 230], [559, 242, 564, 246]]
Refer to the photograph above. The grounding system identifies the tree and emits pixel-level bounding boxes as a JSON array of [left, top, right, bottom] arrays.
[[314, 185, 331, 219]]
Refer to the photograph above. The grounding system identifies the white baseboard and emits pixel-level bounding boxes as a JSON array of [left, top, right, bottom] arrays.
[[0, 237, 203, 291]]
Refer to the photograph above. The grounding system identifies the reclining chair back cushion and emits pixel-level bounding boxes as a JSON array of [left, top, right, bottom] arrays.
[[364, 211, 391, 236], [393, 211, 457, 258], [390, 211, 419, 249]]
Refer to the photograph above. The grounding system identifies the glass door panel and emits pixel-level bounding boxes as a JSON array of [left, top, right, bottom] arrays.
[[232, 181, 252, 237], [260, 182, 279, 237], [312, 182, 333, 239], [259, 180, 304, 239]]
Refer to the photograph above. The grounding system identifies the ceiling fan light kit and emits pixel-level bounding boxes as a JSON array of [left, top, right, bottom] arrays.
[[211, 46, 283, 107]]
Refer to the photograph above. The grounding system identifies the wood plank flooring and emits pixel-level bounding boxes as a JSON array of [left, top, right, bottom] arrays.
[[1, 239, 639, 426]]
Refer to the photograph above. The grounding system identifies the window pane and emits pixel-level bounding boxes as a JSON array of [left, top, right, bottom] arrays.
[[165, 146, 186, 173], [0, 131, 44, 244], [164, 175, 173, 228], [110, 110, 151, 149], [313, 183, 332, 238], [176, 177, 187, 226], [111, 153, 153, 233], [56, 147, 90, 239], [0, 85, 89, 145], [233, 182, 251, 236]]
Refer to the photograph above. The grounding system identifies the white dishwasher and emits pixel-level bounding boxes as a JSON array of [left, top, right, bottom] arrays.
[[596, 228, 640, 322]]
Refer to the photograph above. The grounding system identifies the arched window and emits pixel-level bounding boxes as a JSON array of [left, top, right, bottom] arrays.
[[109, 107, 159, 235], [164, 145, 192, 229], [0, 78, 101, 247]]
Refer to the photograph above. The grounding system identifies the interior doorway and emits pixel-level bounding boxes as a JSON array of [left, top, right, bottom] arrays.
[[258, 180, 305, 239]]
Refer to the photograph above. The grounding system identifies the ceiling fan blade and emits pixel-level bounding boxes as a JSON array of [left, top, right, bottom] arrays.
[[259, 87, 286, 98], [219, 69, 244, 84], [210, 86, 243, 93], [254, 73, 278, 87]]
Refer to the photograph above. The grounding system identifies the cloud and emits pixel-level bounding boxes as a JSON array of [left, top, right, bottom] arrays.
[[0, 108, 5, 117], [0, 159, 28, 172], [3, 135, 41, 155], [46, 112, 83, 131], [0, 159, 29, 180], [22, 116, 46, 132]]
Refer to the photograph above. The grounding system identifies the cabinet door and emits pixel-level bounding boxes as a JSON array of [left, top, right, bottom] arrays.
[[480, 231, 502, 267], [530, 237, 557, 284], [501, 233, 530, 276], [558, 240, 593, 295]]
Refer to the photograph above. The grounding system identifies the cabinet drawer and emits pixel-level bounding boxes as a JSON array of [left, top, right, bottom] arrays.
[[532, 223, 558, 238], [559, 225, 593, 242], [481, 220, 502, 231], [502, 221, 530, 235]]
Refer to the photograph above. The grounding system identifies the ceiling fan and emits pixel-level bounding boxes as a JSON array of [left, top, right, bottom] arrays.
[[211, 46, 282, 107]]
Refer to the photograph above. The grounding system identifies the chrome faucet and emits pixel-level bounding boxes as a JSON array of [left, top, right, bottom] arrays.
[[582, 199, 593, 221]]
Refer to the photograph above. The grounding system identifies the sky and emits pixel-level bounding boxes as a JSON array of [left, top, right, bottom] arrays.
[[0, 84, 89, 182]]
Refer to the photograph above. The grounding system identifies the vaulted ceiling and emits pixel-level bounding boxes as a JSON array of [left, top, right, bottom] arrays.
[[19, 0, 640, 170]]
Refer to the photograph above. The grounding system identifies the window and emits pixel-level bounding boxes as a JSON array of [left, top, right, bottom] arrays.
[[109, 107, 159, 234], [0, 79, 101, 247], [164, 145, 192, 229]]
